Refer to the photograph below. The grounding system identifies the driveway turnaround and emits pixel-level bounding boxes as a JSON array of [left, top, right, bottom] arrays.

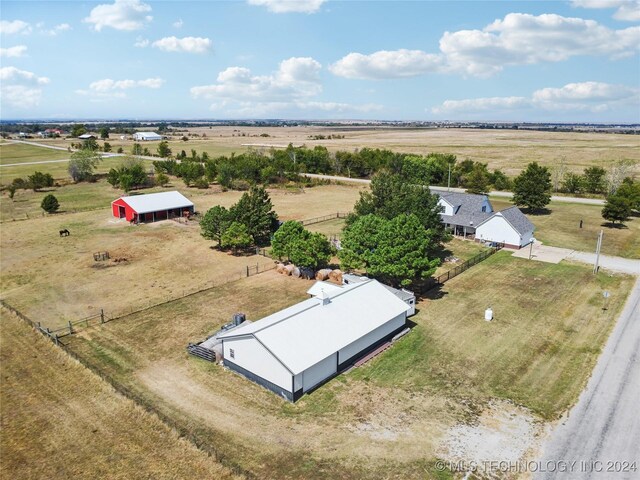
[[536, 276, 640, 479]]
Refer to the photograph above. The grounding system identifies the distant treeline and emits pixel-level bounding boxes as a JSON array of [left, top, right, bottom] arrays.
[[153, 145, 511, 192]]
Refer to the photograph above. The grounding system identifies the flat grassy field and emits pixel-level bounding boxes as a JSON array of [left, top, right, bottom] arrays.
[[0, 184, 363, 328], [490, 197, 640, 258], [12, 127, 640, 177], [0, 308, 237, 480], [0, 142, 70, 165], [62, 253, 634, 479]]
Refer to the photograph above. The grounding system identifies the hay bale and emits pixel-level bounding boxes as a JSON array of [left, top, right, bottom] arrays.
[[315, 268, 332, 281], [292, 266, 301, 278], [328, 269, 343, 284], [276, 262, 286, 274], [283, 264, 295, 276]]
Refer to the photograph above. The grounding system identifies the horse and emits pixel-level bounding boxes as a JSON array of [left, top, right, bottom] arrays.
[[59, 229, 70, 237]]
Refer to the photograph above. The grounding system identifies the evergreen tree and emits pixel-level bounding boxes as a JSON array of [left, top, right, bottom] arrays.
[[271, 221, 306, 260], [288, 232, 334, 270], [229, 186, 279, 246], [465, 163, 491, 194], [602, 195, 632, 225], [221, 222, 253, 254], [41, 194, 59, 213], [200, 205, 230, 247], [512, 162, 552, 212]]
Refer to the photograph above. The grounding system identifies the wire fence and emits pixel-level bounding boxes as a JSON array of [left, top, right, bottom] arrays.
[[299, 211, 350, 226]]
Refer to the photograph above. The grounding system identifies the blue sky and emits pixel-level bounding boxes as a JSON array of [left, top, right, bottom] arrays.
[[1, 0, 639, 121]]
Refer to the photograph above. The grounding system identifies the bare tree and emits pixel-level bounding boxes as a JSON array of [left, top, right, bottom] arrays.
[[607, 159, 637, 196], [551, 156, 567, 193]]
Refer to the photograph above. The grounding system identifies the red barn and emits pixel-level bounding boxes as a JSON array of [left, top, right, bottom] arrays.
[[111, 191, 195, 223]]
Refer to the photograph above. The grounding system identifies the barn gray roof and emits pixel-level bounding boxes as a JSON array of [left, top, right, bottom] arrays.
[[492, 206, 535, 235]]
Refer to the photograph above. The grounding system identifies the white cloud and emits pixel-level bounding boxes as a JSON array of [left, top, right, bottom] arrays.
[[572, 0, 640, 21], [0, 66, 49, 109], [151, 36, 212, 53], [134, 37, 149, 47], [431, 82, 639, 117], [329, 49, 443, 80], [87, 77, 164, 92], [331, 13, 640, 79], [84, 0, 152, 31], [432, 96, 531, 114], [1, 85, 43, 108], [191, 57, 322, 102], [173, 18, 183, 28], [0, 20, 32, 35], [42, 23, 72, 36], [247, 0, 326, 14], [0, 45, 28, 58], [0, 66, 50, 84]]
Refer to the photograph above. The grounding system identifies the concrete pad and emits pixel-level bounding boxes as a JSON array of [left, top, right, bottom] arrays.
[[511, 241, 573, 264]]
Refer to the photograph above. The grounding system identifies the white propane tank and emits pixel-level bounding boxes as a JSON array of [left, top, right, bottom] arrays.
[[485, 307, 493, 322]]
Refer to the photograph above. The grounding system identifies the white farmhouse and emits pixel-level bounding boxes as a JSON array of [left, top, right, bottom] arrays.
[[475, 206, 535, 249], [133, 131, 162, 141], [218, 279, 411, 401]]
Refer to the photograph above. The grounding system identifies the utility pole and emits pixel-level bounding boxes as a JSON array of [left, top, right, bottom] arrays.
[[593, 229, 604, 274]]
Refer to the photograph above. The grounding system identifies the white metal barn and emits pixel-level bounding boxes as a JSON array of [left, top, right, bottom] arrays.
[[475, 206, 535, 248], [133, 131, 162, 141], [218, 279, 411, 401]]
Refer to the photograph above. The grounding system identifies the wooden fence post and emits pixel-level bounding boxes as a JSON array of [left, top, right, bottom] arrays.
[[246, 265, 249, 277], [100, 309, 105, 324], [68, 321, 73, 335]]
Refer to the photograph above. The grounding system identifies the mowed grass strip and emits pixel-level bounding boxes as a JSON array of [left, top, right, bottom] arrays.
[[491, 197, 640, 258], [0, 142, 70, 165], [353, 251, 634, 419], [0, 308, 238, 480]]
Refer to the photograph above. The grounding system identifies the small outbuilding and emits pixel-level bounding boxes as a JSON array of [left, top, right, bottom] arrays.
[[78, 133, 96, 140], [475, 206, 535, 249], [111, 191, 194, 223], [133, 131, 162, 141], [218, 279, 411, 401]]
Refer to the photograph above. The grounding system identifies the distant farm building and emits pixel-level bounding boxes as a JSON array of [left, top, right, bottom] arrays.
[[111, 191, 194, 223], [436, 191, 534, 249], [78, 133, 96, 140], [218, 279, 412, 401], [133, 131, 162, 141]]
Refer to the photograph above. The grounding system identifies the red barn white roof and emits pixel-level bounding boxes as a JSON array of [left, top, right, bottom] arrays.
[[115, 191, 193, 214]]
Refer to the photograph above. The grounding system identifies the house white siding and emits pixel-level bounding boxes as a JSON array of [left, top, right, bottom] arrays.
[[476, 215, 531, 247], [338, 312, 405, 364], [438, 198, 454, 215], [302, 353, 337, 391], [223, 337, 292, 392]]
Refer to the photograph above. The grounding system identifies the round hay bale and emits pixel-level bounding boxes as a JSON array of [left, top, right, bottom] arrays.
[[328, 269, 343, 284], [283, 264, 295, 276], [300, 266, 315, 279], [315, 268, 331, 281], [276, 263, 286, 274], [292, 266, 301, 278]]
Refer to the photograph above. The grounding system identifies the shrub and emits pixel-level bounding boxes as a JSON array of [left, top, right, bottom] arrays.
[[41, 194, 60, 213], [155, 173, 169, 187]]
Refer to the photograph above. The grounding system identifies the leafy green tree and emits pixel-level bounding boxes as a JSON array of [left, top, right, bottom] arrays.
[[229, 186, 279, 246], [41, 194, 59, 213], [180, 162, 205, 186], [131, 143, 143, 155], [82, 138, 99, 151], [512, 162, 552, 212], [70, 124, 86, 137], [117, 147, 124, 154], [221, 221, 253, 254], [288, 232, 335, 270], [105, 157, 147, 191], [615, 178, 640, 211], [155, 173, 169, 187], [99, 127, 110, 139], [157, 140, 172, 158], [68, 149, 102, 182], [103, 142, 112, 152], [204, 160, 218, 182], [119, 173, 135, 193], [602, 195, 632, 225], [340, 214, 440, 288], [271, 221, 306, 259], [201, 205, 230, 247], [465, 163, 491, 194], [561, 172, 584, 194], [583, 167, 607, 194], [27, 171, 54, 191], [351, 171, 447, 248]]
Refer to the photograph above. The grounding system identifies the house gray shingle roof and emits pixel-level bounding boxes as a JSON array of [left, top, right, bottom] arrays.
[[438, 191, 493, 227], [492, 206, 535, 235]]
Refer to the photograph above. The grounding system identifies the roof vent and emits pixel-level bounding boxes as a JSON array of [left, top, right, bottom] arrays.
[[318, 289, 331, 306]]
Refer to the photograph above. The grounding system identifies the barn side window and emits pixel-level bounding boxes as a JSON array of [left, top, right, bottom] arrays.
[[229, 348, 235, 359]]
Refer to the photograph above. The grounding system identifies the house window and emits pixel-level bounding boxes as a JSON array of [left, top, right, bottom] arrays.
[[229, 348, 235, 359], [482, 206, 487, 212]]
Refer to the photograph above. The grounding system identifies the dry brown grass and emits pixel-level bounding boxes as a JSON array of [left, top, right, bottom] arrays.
[[0, 308, 237, 480], [0, 184, 363, 329]]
